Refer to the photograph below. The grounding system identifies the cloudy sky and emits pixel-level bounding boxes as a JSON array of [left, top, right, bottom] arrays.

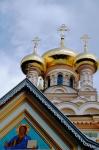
[[0, 0, 99, 97]]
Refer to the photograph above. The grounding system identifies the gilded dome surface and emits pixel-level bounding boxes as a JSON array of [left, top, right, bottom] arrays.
[[21, 53, 45, 74], [74, 34, 98, 70], [21, 53, 45, 65], [42, 47, 76, 57], [74, 52, 98, 72], [75, 52, 97, 63], [21, 37, 46, 74], [42, 47, 76, 67]]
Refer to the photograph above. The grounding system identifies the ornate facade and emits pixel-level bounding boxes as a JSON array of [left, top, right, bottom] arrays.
[[1, 24, 99, 150], [21, 25, 99, 142]]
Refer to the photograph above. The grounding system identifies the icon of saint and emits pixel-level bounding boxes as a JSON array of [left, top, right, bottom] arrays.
[[4, 124, 31, 149]]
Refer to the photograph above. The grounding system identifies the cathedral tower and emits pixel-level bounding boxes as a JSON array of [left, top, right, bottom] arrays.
[[20, 25, 99, 141], [21, 37, 45, 87]]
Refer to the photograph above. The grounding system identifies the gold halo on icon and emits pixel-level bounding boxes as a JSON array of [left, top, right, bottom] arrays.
[[16, 124, 30, 134]]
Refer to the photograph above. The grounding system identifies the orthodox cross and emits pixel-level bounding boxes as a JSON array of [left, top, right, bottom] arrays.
[[32, 37, 40, 54], [58, 24, 70, 48], [81, 34, 90, 53]]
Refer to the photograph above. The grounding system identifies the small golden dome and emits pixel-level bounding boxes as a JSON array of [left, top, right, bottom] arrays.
[[75, 52, 97, 62], [21, 37, 45, 74], [74, 34, 98, 72], [21, 53, 45, 74], [42, 47, 76, 68], [74, 52, 98, 72]]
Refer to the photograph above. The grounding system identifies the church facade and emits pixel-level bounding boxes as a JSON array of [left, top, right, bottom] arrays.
[[0, 24, 99, 150]]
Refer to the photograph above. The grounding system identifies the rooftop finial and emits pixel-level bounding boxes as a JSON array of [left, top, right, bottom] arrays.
[[58, 24, 70, 48], [32, 37, 40, 54], [81, 34, 90, 53]]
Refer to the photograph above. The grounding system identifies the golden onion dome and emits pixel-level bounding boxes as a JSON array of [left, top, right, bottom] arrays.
[[74, 52, 98, 72], [21, 53, 45, 74], [74, 34, 98, 72], [21, 37, 45, 74], [42, 47, 76, 68], [75, 52, 97, 62], [42, 24, 77, 68]]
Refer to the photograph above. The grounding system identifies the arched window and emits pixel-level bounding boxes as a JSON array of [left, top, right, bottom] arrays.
[[47, 76, 50, 87], [57, 74, 63, 85], [70, 76, 74, 88]]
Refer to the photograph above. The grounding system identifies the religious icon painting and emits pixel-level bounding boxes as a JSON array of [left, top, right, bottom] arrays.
[[0, 119, 50, 150]]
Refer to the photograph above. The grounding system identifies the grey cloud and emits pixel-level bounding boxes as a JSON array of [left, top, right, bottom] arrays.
[[0, 0, 99, 97]]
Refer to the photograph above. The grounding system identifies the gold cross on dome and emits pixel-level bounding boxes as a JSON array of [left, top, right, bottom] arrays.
[[58, 24, 70, 48], [81, 34, 90, 53], [32, 37, 40, 54], [58, 24, 70, 38]]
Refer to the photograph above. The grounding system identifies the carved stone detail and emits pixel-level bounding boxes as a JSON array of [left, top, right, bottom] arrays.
[[26, 63, 40, 86], [79, 68, 93, 90]]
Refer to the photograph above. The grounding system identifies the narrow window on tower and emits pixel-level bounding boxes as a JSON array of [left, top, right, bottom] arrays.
[[57, 74, 63, 85], [70, 76, 74, 88], [47, 76, 50, 87]]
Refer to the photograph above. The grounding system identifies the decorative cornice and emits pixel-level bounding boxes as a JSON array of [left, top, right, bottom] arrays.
[[0, 78, 99, 149]]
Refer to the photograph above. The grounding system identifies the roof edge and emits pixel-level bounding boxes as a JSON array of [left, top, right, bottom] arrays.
[[0, 78, 99, 149]]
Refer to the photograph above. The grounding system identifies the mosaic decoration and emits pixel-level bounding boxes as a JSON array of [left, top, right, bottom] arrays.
[[0, 119, 50, 150]]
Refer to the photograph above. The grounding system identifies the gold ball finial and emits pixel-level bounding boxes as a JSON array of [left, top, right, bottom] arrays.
[[81, 34, 90, 53], [32, 37, 40, 54], [58, 24, 70, 48]]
